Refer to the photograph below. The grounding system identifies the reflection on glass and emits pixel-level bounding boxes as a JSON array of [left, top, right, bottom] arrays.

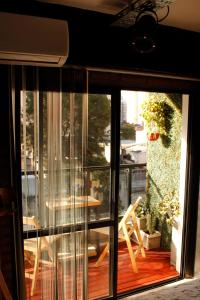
[[88, 168, 110, 221], [88, 228, 111, 299]]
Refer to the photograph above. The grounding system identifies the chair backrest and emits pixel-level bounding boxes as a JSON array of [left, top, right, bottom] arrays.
[[118, 196, 142, 231], [23, 216, 53, 258], [23, 216, 41, 229]]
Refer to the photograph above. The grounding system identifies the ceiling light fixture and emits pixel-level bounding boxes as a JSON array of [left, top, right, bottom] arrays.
[[131, 9, 158, 53], [112, 0, 174, 54]]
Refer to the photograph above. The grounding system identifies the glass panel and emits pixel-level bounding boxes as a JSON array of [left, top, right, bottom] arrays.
[[118, 91, 188, 294], [21, 90, 88, 228], [21, 69, 88, 300], [88, 227, 111, 299], [131, 166, 146, 200], [21, 91, 37, 219], [119, 168, 129, 216], [86, 94, 112, 299], [87, 94, 111, 221]]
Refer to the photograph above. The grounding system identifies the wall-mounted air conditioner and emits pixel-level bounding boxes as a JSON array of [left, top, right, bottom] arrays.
[[0, 12, 69, 67]]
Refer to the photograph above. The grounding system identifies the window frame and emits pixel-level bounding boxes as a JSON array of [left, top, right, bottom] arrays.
[[14, 66, 200, 299]]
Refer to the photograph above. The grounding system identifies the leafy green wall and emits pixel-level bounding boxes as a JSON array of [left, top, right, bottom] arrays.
[[146, 93, 182, 249]]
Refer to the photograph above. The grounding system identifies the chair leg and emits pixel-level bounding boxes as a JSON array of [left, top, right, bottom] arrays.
[[122, 224, 138, 273], [133, 218, 146, 258], [136, 232, 146, 258], [95, 243, 109, 267], [31, 248, 41, 296]]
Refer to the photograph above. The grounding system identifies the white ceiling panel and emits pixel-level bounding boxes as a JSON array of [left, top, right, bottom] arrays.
[[37, 0, 200, 32], [38, 0, 127, 14], [161, 0, 200, 32]]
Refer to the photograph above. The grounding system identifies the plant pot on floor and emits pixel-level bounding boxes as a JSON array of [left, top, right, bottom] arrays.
[[136, 216, 147, 231], [140, 230, 161, 250]]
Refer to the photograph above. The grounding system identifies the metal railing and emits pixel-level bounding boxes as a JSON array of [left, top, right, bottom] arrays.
[[21, 163, 147, 222]]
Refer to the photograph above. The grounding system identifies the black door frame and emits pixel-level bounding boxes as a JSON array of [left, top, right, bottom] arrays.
[[12, 66, 200, 299], [88, 69, 200, 299]]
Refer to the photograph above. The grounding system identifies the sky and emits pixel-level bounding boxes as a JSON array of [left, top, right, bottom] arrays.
[[121, 90, 149, 124]]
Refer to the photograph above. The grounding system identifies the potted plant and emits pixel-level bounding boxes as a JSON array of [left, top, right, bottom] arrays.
[[134, 198, 161, 249], [139, 192, 180, 250], [141, 98, 171, 141], [135, 197, 147, 230], [140, 211, 161, 250], [147, 131, 160, 141]]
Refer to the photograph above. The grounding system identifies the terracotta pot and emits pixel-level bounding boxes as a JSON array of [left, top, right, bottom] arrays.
[[147, 132, 160, 141], [136, 216, 147, 231], [140, 230, 161, 250], [131, 229, 161, 250]]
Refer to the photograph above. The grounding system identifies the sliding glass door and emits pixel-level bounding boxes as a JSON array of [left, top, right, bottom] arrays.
[[17, 68, 192, 300], [20, 69, 113, 300]]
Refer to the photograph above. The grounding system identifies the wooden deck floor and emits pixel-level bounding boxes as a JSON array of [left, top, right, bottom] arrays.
[[25, 242, 179, 299]]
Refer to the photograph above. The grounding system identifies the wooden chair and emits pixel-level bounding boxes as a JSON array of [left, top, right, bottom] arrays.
[[23, 216, 63, 296], [95, 196, 145, 272], [23, 216, 97, 296]]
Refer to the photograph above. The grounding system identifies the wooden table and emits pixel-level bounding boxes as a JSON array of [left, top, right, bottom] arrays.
[[46, 195, 102, 223], [46, 195, 101, 211], [46, 195, 102, 256]]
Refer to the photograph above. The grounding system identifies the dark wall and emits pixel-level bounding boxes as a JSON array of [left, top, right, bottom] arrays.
[[68, 22, 200, 78], [0, 66, 12, 186], [0, 67, 16, 299], [1, 2, 200, 77], [0, 66, 25, 300]]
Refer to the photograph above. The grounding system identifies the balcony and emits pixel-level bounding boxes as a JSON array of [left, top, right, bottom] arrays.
[[23, 163, 179, 299]]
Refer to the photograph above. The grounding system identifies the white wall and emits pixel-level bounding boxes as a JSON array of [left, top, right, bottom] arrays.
[[170, 94, 189, 272]]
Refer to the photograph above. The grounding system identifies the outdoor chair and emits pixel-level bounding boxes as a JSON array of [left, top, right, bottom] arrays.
[[23, 216, 97, 296], [95, 196, 145, 272], [23, 216, 66, 296]]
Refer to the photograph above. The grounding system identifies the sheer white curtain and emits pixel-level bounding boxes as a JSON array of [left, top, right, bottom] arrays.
[[21, 68, 88, 300]]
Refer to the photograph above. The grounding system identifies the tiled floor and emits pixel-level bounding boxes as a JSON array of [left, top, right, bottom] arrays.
[[123, 277, 200, 300]]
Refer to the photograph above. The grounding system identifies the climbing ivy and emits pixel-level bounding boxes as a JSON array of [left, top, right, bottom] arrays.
[[146, 93, 182, 249]]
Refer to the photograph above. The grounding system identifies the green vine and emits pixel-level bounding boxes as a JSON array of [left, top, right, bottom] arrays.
[[146, 93, 182, 248], [156, 191, 180, 226], [141, 98, 173, 136]]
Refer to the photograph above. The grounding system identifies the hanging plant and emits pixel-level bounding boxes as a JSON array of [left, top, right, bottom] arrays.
[[141, 99, 171, 140], [147, 131, 160, 141]]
